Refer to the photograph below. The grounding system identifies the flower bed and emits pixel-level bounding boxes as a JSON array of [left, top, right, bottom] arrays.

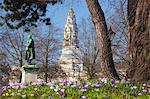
[[0, 78, 150, 99]]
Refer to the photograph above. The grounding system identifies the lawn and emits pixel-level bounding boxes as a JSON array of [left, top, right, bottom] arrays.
[[0, 78, 150, 99]]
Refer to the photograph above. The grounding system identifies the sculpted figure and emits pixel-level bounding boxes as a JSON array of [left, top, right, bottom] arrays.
[[25, 34, 35, 64], [64, 27, 71, 46]]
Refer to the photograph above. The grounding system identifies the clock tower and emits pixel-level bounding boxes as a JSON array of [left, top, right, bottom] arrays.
[[59, 8, 85, 80]]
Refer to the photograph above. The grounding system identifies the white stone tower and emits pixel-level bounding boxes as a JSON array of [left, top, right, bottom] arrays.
[[59, 8, 84, 79]]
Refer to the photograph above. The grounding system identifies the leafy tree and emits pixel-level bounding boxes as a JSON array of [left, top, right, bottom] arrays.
[[0, 0, 63, 31]]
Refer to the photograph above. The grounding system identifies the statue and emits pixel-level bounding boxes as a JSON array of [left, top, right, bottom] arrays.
[[25, 34, 35, 64]]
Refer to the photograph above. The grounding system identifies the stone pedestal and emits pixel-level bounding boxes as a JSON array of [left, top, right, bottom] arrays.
[[21, 64, 39, 84]]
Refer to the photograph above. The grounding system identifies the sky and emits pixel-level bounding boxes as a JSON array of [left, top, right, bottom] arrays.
[[45, 0, 115, 31]]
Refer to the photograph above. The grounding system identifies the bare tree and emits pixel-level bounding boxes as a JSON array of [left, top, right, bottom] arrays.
[[0, 27, 25, 82], [86, 0, 120, 79], [107, 0, 128, 61], [1, 28, 25, 66], [126, 0, 150, 83], [79, 18, 99, 79], [31, 24, 61, 82], [105, 0, 130, 78], [0, 51, 10, 84]]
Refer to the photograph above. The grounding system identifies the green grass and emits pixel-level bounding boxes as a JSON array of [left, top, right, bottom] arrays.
[[0, 78, 150, 99]]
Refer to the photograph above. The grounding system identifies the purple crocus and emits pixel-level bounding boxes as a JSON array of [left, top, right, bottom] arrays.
[[101, 78, 107, 83], [6, 85, 10, 89], [32, 81, 46, 86], [0, 86, 7, 92], [67, 81, 73, 86], [2, 86, 7, 91], [56, 85, 60, 89], [46, 82, 52, 86], [142, 90, 147, 93], [0, 88, 3, 92], [131, 86, 137, 90], [111, 79, 115, 84], [19, 84, 26, 89], [0, 81, 3, 85], [31, 82, 38, 85], [64, 80, 69, 85], [81, 85, 88, 92], [0, 93, 2, 96], [0, 88, 4, 96], [81, 82, 86, 86], [12, 85, 19, 89], [93, 82, 102, 88], [83, 85, 88, 89], [47, 82, 55, 87], [60, 89, 65, 97], [121, 79, 126, 84], [54, 85, 60, 92], [115, 80, 119, 84], [60, 82, 64, 86]]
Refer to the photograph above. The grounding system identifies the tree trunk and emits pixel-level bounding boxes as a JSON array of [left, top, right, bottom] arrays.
[[127, 0, 150, 83], [45, 44, 49, 82], [19, 57, 22, 83], [19, 30, 24, 83], [86, 0, 120, 80]]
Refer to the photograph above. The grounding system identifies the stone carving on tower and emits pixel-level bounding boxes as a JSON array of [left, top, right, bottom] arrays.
[[64, 8, 78, 47], [59, 8, 85, 80]]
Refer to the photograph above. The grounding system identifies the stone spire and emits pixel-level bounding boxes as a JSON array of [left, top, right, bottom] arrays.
[[59, 8, 85, 80], [64, 8, 78, 47]]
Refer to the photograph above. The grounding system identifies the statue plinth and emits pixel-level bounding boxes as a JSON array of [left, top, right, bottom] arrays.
[[21, 64, 39, 84]]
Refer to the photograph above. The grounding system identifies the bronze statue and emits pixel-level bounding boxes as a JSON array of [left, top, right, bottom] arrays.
[[25, 34, 35, 64]]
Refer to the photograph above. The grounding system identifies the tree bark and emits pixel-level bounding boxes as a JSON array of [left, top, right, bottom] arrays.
[[45, 45, 48, 82], [19, 29, 24, 83], [86, 0, 120, 80], [127, 0, 150, 83]]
